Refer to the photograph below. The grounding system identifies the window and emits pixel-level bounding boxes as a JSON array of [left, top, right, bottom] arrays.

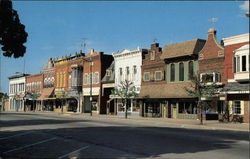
[[179, 63, 184, 81], [119, 68, 122, 76], [233, 57, 236, 73], [144, 72, 150, 81], [201, 72, 221, 83], [188, 61, 194, 79], [94, 72, 99, 84], [236, 56, 240, 72], [170, 64, 175, 82], [242, 55, 246, 71], [234, 101, 241, 115], [106, 70, 111, 76], [126, 67, 129, 75], [155, 71, 162, 80], [133, 66, 137, 74], [83, 73, 88, 85], [150, 51, 155, 60]]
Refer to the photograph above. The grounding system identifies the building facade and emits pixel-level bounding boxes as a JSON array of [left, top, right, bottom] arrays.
[[198, 28, 225, 120], [223, 33, 249, 123], [101, 61, 115, 115], [25, 73, 43, 111], [82, 49, 113, 114], [139, 43, 165, 117], [160, 39, 206, 119], [112, 48, 148, 116], [8, 74, 29, 111]]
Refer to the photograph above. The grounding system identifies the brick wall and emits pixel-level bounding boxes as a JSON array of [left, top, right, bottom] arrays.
[[26, 74, 43, 93], [199, 28, 225, 82], [224, 42, 249, 81]]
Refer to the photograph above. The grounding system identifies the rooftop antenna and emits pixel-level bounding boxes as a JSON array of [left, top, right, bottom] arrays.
[[153, 38, 158, 43], [209, 17, 218, 28], [81, 38, 88, 53]]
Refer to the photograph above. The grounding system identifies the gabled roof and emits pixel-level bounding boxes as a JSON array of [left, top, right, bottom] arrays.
[[101, 61, 115, 84], [161, 39, 206, 59]]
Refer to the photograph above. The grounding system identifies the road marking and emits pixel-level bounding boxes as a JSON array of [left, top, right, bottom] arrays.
[[57, 145, 90, 159], [3, 137, 57, 154], [0, 131, 34, 140]]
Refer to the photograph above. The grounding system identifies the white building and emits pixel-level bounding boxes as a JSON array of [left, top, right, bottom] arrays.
[[8, 74, 29, 111], [112, 48, 148, 116]]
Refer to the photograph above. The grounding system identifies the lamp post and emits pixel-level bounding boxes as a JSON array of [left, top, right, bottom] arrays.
[[89, 56, 93, 116]]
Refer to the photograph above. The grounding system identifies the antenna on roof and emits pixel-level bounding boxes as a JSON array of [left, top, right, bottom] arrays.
[[208, 17, 218, 28], [81, 38, 88, 53], [153, 38, 158, 43]]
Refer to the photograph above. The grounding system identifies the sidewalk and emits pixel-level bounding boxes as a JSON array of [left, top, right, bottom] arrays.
[[53, 111, 249, 132], [2, 111, 249, 132]]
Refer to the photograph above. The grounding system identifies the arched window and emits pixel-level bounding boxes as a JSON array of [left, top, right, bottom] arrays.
[[179, 63, 184, 81], [170, 64, 175, 82], [188, 61, 194, 79]]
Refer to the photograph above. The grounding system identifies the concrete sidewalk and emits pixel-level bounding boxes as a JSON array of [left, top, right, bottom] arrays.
[[2, 111, 249, 132]]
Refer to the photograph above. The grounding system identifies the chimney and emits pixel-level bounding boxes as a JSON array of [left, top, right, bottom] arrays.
[[151, 43, 161, 52], [90, 48, 94, 55]]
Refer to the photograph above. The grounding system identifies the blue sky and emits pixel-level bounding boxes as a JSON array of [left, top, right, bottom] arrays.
[[1, 1, 249, 93]]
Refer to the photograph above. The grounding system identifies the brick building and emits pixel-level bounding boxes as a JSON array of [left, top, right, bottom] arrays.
[[82, 49, 113, 114], [54, 52, 85, 113], [222, 33, 249, 123], [25, 73, 43, 111], [198, 28, 225, 119], [139, 43, 165, 117]]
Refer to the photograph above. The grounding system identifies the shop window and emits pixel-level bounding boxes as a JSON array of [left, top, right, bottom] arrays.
[[233, 101, 241, 115]]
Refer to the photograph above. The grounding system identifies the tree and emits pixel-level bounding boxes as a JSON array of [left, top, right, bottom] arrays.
[[0, 0, 28, 58], [184, 74, 218, 125], [25, 91, 40, 112], [111, 80, 138, 119]]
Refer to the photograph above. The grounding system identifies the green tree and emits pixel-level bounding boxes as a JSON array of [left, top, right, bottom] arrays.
[[184, 74, 218, 125], [0, 0, 28, 58], [112, 80, 138, 119], [27, 91, 40, 112]]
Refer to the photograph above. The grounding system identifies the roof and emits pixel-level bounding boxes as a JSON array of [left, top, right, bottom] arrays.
[[139, 82, 194, 98], [224, 82, 249, 92], [161, 39, 206, 59], [101, 61, 115, 84], [8, 73, 30, 80]]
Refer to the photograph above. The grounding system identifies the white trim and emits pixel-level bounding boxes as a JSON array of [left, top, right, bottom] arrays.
[[223, 33, 249, 46]]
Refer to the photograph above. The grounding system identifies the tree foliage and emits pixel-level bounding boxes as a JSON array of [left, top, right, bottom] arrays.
[[112, 80, 138, 118], [0, 0, 28, 58], [184, 74, 218, 125]]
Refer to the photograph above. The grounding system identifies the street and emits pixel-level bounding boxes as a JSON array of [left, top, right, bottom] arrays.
[[0, 112, 249, 159]]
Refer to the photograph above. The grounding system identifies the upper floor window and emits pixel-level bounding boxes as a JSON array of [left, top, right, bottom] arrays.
[[188, 61, 194, 79], [83, 73, 88, 85], [126, 67, 129, 75], [234, 44, 249, 73], [119, 68, 122, 76], [200, 72, 221, 83], [170, 64, 175, 82], [94, 72, 99, 84], [143, 72, 150, 81], [179, 63, 184, 81], [150, 51, 155, 60], [133, 66, 137, 74], [155, 71, 162, 81]]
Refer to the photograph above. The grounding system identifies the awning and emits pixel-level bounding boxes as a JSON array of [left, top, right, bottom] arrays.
[[38, 88, 54, 100], [19, 94, 25, 98]]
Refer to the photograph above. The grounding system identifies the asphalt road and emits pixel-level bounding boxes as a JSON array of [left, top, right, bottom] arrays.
[[0, 112, 249, 159]]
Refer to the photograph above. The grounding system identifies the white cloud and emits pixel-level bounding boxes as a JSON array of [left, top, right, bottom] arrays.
[[239, 0, 249, 12]]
